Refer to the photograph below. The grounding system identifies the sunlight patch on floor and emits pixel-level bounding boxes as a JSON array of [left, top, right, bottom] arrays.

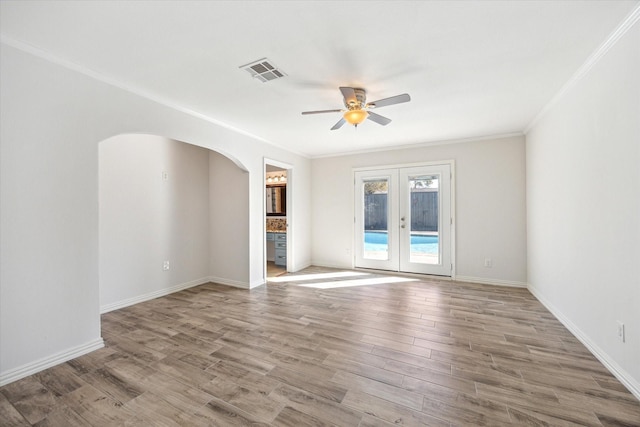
[[268, 271, 369, 283], [298, 276, 418, 289]]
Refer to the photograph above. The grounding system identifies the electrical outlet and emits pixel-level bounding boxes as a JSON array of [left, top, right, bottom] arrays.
[[617, 321, 625, 343], [484, 258, 492, 268], [162, 171, 168, 181], [163, 260, 170, 271]]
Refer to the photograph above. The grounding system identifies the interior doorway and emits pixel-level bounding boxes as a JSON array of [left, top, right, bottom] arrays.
[[264, 159, 292, 279]]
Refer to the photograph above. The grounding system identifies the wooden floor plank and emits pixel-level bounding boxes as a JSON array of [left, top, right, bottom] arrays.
[[0, 377, 58, 424], [342, 389, 449, 426], [0, 391, 30, 426], [1, 266, 638, 425]]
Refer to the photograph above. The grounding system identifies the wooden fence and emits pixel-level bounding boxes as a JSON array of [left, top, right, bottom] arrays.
[[364, 193, 438, 231]]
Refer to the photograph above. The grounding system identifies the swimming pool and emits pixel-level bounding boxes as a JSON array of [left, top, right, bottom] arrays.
[[364, 231, 438, 254]]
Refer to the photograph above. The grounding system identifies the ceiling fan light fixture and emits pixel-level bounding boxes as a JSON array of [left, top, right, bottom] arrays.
[[302, 86, 409, 130], [343, 109, 369, 126]]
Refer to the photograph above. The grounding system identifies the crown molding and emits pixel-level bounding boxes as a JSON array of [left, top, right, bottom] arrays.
[[524, 4, 640, 134], [310, 132, 524, 159], [0, 35, 311, 159]]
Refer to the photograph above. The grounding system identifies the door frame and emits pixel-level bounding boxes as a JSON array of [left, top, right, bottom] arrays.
[[352, 160, 456, 279]]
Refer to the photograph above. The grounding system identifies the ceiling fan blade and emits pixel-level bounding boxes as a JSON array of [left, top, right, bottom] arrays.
[[367, 111, 392, 126], [301, 109, 342, 115], [339, 87, 357, 106], [331, 118, 346, 130], [367, 93, 410, 109]]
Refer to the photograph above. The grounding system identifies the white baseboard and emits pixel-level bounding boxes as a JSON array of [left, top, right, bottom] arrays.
[[208, 276, 250, 289], [250, 278, 265, 289], [0, 338, 104, 387], [455, 275, 528, 288], [3, 275, 245, 385], [100, 277, 211, 313], [309, 261, 353, 270], [291, 260, 312, 273], [309, 265, 527, 289], [528, 285, 640, 401]]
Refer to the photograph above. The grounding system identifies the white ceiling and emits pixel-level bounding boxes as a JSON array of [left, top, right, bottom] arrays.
[[1, 1, 637, 157]]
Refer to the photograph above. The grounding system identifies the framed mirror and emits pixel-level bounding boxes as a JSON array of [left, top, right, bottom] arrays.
[[266, 185, 286, 216]]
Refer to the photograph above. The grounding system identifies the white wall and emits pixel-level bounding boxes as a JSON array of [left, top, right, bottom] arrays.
[[526, 21, 640, 395], [310, 135, 527, 286], [99, 135, 211, 312], [209, 150, 250, 286], [0, 43, 311, 385]]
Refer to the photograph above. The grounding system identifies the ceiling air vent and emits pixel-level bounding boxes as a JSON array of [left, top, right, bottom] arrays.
[[240, 58, 287, 83]]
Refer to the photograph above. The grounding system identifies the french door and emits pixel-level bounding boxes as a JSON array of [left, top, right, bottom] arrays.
[[354, 164, 452, 276]]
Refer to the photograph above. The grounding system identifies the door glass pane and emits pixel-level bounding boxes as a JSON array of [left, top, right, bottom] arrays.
[[363, 179, 389, 260], [409, 174, 439, 264]]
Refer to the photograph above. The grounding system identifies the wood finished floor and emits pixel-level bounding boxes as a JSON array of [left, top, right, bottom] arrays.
[[1, 267, 639, 426], [266, 261, 287, 279]]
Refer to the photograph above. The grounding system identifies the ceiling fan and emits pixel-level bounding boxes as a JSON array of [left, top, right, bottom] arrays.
[[302, 87, 411, 130]]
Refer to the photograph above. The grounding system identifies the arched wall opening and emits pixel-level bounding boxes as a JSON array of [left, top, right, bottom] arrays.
[[99, 134, 249, 313], [1, 43, 311, 385]]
